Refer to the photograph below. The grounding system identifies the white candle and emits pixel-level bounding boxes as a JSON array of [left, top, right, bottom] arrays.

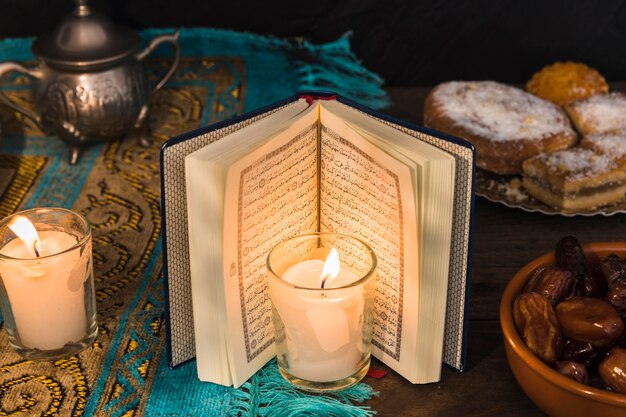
[[0, 229, 89, 351], [269, 257, 366, 382]]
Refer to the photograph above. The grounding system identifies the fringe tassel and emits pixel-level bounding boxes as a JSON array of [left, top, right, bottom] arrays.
[[285, 33, 390, 110], [228, 359, 378, 417], [137, 27, 389, 110]]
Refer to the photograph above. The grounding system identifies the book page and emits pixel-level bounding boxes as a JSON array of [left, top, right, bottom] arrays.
[[320, 100, 457, 383], [222, 104, 320, 387], [318, 107, 419, 370], [184, 99, 311, 385]]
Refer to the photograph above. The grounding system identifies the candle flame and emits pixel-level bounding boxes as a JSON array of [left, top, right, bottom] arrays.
[[320, 248, 340, 288], [8, 215, 41, 258]]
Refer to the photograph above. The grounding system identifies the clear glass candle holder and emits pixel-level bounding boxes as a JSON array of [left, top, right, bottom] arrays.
[[267, 232, 377, 392], [0, 207, 98, 360]]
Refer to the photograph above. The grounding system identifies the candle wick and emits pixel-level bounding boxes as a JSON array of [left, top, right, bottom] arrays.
[[33, 240, 40, 258], [320, 275, 328, 289]]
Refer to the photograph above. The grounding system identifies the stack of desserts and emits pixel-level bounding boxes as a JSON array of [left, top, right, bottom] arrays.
[[424, 62, 626, 212]]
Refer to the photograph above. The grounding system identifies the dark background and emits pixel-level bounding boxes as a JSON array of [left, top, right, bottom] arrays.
[[2, 0, 626, 86]]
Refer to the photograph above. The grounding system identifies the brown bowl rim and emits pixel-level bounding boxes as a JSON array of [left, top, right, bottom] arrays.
[[500, 242, 626, 406]]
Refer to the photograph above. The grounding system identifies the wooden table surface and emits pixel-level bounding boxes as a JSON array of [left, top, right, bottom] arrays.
[[360, 87, 626, 417]]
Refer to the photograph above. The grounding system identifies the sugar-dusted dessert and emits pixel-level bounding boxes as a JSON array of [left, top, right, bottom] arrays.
[[424, 81, 577, 175], [581, 131, 626, 169], [522, 147, 626, 211], [565, 92, 626, 135], [526, 62, 608, 106]]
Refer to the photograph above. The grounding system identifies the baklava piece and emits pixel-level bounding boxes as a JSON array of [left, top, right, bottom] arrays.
[[565, 92, 626, 135], [522, 148, 626, 211], [581, 131, 626, 169]]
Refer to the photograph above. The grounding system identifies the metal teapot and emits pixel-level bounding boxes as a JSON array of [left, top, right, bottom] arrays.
[[0, 0, 180, 163]]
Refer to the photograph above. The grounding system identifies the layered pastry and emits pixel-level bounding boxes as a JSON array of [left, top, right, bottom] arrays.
[[522, 147, 626, 211], [581, 131, 626, 169], [526, 62, 608, 106], [424, 81, 577, 175], [565, 92, 626, 135]]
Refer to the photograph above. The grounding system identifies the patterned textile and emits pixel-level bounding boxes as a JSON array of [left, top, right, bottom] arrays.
[[0, 28, 384, 416], [0, 155, 46, 218]]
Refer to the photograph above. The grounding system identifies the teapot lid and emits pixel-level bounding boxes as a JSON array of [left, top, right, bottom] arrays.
[[32, 0, 140, 68]]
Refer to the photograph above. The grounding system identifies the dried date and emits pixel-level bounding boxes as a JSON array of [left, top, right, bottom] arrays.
[[607, 280, 626, 315], [555, 235, 587, 282], [554, 361, 588, 384], [555, 297, 624, 347], [582, 264, 608, 297], [599, 347, 626, 393], [560, 339, 603, 370], [524, 266, 573, 306], [513, 292, 562, 363], [600, 254, 626, 286]]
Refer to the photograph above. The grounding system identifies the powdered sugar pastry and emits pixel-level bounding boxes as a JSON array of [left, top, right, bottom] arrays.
[[434, 81, 574, 142]]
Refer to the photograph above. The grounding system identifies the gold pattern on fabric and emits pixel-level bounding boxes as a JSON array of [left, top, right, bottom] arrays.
[[0, 154, 47, 218], [0, 57, 245, 416]]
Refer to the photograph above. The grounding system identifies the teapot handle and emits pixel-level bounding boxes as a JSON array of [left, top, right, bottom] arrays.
[[135, 31, 181, 95], [0, 62, 43, 128]]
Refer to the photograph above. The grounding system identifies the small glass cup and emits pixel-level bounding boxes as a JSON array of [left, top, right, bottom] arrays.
[[267, 232, 377, 392], [0, 207, 98, 360]]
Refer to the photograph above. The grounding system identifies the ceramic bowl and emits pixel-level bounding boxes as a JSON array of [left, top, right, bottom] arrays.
[[500, 242, 626, 417]]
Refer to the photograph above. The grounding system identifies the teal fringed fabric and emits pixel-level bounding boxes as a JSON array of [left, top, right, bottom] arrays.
[[0, 27, 388, 111], [0, 27, 384, 417], [144, 349, 378, 417], [291, 33, 390, 110], [229, 360, 378, 417], [141, 27, 389, 111]]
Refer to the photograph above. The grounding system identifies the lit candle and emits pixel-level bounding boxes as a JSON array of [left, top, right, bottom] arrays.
[[0, 215, 89, 351], [269, 248, 367, 382]]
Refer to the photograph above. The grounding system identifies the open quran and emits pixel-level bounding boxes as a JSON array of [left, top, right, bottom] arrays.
[[160, 93, 475, 387]]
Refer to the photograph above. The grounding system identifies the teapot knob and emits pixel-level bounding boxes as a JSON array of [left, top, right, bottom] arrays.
[[73, 0, 91, 16]]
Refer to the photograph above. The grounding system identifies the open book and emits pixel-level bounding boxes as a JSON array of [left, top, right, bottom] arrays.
[[160, 93, 475, 388]]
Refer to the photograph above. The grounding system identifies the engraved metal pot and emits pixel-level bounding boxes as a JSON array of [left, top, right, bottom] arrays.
[[0, 0, 180, 164]]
